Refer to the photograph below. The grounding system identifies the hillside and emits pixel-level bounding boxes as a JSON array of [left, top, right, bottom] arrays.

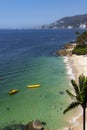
[[41, 14, 87, 29]]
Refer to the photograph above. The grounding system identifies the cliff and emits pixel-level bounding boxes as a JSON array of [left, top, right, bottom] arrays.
[[55, 43, 76, 56]]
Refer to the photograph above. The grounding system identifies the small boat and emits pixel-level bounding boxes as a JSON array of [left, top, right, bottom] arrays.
[[27, 84, 40, 88], [9, 89, 18, 95]]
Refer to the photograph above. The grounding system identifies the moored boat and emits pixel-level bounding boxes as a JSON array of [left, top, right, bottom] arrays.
[[9, 89, 18, 95], [27, 84, 40, 88]]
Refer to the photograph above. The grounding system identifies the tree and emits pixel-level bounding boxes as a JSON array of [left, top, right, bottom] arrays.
[[76, 31, 87, 47], [72, 31, 87, 55], [63, 74, 87, 130]]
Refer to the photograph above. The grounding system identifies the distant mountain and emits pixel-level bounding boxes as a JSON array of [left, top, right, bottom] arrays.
[[41, 14, 87, 29]]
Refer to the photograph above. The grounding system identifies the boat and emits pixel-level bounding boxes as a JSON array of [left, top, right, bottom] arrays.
[[27, 84, 40, 88], [9, 89, 18, 95]]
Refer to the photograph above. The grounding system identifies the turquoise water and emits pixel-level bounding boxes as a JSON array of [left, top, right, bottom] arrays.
[[0, 29, 83, 130], [0, 56, 70, 130]]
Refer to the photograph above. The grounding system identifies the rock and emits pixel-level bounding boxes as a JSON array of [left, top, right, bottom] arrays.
[[25, 122, 34, 130], [56, 49, 73, 56], [25, 120, 44, 130], [33, 120, 43, 130], [55, 43, 76, 56], [59, 91, 64, 95], [2, 120, 48, 130], [64, 43, 76, 49], [3, 123, 25, 130]]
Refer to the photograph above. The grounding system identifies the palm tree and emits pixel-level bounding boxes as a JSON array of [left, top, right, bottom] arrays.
[[63, 74, 87, 130]]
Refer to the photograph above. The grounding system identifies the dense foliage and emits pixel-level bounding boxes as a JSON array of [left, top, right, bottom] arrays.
[[72, 31, 87, 55], [77, 31, 87, 46], [72, 45, 87, 55]]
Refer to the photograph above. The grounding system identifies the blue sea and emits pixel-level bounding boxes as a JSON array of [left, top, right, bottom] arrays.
[[0, 29, 84, 130]]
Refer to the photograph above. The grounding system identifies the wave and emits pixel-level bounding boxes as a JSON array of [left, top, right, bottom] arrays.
[[64, 56, 75, 80]]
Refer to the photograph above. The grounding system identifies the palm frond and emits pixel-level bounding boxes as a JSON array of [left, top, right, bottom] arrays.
[[66, 90, 75, 99], [76, 93, 84, 103], [63, 102, 80, 114], [79, 74, 86, 91], [71, 79, 79, 94], [83, 77, 87, 90], [79, 75, 87, 97]]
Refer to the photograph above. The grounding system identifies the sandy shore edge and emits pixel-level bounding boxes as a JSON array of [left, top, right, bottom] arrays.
[[62, 55, 87, 130]]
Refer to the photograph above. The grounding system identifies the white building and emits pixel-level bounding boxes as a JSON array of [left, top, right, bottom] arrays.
[[67, 26, 73, 29], [79, 24, 86, 28]]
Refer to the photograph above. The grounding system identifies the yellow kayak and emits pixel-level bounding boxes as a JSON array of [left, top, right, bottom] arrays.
[[9, 89, 18, 95], [27, 84, 40, 88]]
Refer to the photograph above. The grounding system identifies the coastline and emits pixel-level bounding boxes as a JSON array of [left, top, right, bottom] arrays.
[[62, 54, 87, 130]]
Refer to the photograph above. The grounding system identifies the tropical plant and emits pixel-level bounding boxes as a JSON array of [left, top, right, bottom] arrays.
[[72, 31, 87, 55], [63, 74, 87, 130], [76, 31, 87, 46], [72, 45, 87, 55]]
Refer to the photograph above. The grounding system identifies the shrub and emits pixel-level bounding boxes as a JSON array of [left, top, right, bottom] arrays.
[[72, 45, 87, 55]]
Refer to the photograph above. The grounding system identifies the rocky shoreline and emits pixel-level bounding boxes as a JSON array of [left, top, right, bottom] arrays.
[[55, 43, 76, 56], [3, 120, 49, 130]]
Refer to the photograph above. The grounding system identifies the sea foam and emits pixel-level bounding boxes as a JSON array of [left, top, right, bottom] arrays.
[[64, 56, 75, 80]]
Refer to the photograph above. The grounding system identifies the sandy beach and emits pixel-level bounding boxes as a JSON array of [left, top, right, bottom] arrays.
[[63, 54, 87, 130]]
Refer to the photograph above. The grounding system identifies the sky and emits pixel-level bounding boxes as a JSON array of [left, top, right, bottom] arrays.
[[0, 0, 87, 28]]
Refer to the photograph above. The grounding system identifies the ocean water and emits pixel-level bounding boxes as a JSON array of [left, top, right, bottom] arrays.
[[0, 29, 83, 130]]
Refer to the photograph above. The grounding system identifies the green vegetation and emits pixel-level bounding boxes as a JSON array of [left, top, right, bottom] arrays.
[[77, 31, 87, 46], [72, 31, 87, 55], [72, 45, 87, 55], [63, 74, 87, 130]]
